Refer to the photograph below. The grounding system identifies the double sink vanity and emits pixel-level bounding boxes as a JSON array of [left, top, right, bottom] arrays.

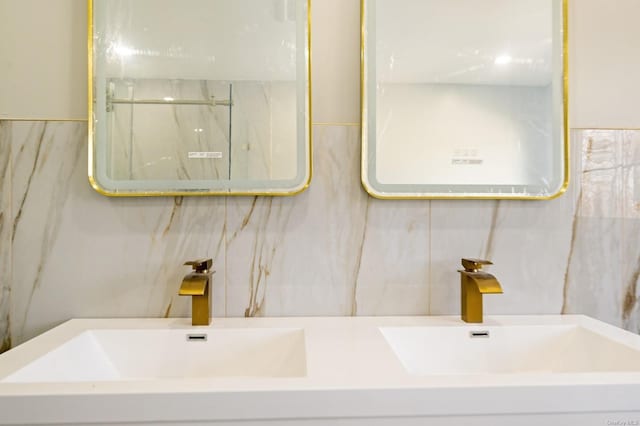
[[1, 316, 640, 425], [1, 259, 639, 425]]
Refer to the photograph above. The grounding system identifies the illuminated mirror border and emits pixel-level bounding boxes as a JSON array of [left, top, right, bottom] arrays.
[[360, 0, 569, 200], [88, 0, 312, 197]]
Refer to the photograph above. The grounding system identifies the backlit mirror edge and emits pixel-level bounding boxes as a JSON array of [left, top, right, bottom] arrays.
[[87, 0, 313, 198], [360, 0, 570, 201]]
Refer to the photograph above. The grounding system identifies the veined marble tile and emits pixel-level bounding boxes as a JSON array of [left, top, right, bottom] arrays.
[[563, 130, 640, 331], [225, 126, 369, 317], [10, 122, 86, 343], [622, 207, 640, 333], [3, 120, 640, 343], [622, 131, 640, 332], [0, 122, 12, 353], [354, 198, 430, 316], [225, 126, 431, 317], [579, 130, 623, 218], [9, 121, 226, 344], [430, 133, 581, 316]]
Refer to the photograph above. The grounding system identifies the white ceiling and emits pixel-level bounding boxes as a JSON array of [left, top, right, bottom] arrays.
[[373, 0, 555, 86]]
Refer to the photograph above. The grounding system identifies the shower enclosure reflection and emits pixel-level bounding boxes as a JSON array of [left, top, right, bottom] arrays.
[[105, 79, 297, 182], [90, 0, 310, 196]]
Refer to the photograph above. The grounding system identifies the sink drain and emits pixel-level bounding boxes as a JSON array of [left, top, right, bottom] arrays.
[[186, 333, 208, 342]]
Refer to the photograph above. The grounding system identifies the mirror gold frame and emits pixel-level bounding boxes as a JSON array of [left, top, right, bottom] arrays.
[[87, 0, 312, 197], [361, 0, 569, 200]]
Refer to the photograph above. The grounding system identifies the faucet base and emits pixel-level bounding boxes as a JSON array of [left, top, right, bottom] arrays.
[[191, 295, 211, 326], [461, 282, 484, 323]]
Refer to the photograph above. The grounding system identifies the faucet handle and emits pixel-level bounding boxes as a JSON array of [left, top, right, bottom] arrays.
[[185, 259, 213, 273], [461, 258, 493, 272]]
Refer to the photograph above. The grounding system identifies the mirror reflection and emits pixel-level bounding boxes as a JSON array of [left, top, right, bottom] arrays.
[[362, 0, 568, 199], [90, 0, 310, 196]]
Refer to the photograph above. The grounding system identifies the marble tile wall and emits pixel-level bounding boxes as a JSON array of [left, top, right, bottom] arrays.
[[0, 122, 638, 352]]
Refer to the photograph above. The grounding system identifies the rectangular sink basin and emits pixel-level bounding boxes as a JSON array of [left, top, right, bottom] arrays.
[[381, 323, 640, 375], [2, 328, 306, 383]]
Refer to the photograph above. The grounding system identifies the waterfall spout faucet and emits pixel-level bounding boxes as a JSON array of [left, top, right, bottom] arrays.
[[179, 259, 214, 326], [458, 258, 503, 323]]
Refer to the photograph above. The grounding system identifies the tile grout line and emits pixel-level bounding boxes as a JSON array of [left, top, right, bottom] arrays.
[[427, 200, 432, 315], [1, 122, 14, 351], [224, 196, 228, 318]]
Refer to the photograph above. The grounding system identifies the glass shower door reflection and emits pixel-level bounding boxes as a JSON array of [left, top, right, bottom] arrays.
[[106, 79, 232, 182]]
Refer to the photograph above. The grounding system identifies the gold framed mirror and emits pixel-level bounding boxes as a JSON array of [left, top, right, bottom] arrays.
[[89, 0, 311, 196], [361, 0, 569, 199]]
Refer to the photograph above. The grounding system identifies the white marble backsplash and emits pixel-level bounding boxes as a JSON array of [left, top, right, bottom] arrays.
[[0, 121, 639, 350]]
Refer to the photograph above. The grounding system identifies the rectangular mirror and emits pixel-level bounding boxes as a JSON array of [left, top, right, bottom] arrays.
[[89, 0, 311, 196], [362, 0, 568, 199]]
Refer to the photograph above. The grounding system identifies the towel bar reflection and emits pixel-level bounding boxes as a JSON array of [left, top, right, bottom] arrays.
[[106, 96, 233, 112]]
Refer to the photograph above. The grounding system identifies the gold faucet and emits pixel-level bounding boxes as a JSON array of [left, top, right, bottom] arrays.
[[179, 259, 214, 326], [458, 258, 503, 323]]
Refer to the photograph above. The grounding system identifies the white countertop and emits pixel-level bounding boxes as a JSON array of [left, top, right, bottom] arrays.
[[0, 315, 639, 424]]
